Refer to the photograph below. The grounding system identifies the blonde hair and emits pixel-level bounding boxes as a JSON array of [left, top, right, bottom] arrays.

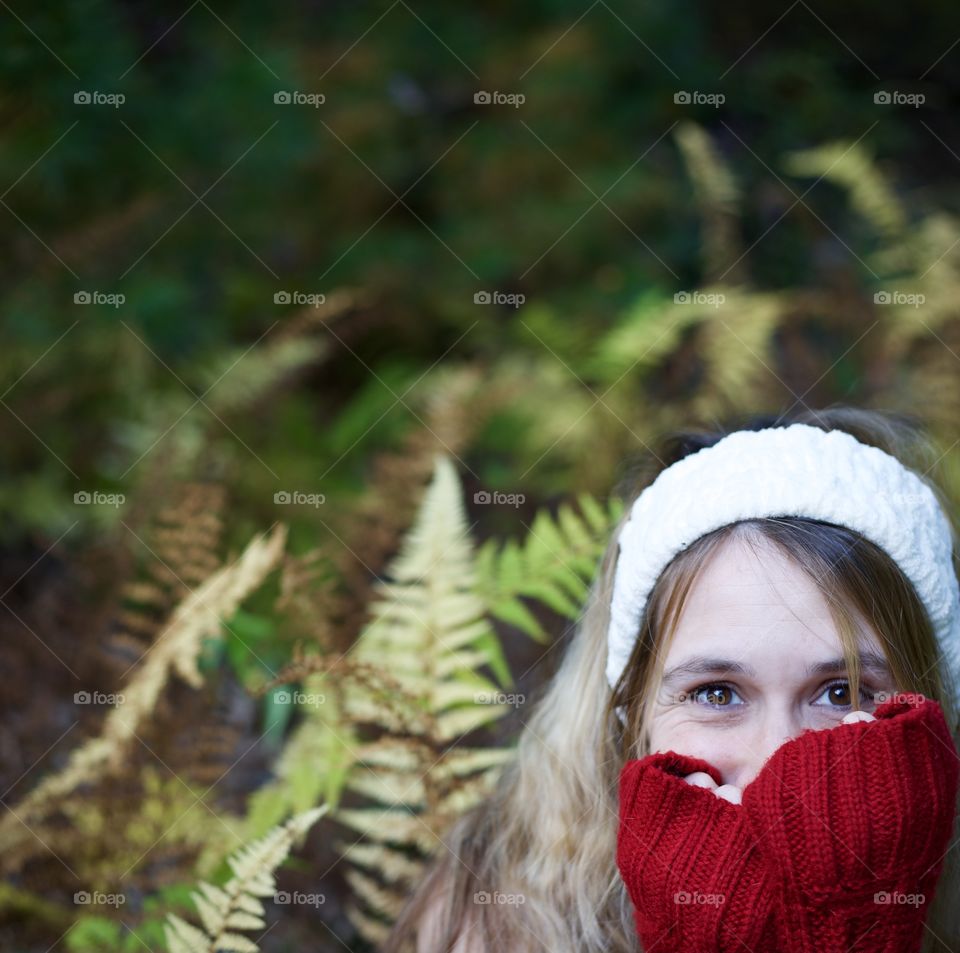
[[382, 405, 960, 953]]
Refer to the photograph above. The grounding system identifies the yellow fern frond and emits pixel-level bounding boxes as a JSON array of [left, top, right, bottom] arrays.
[[0, 524, 287, 855], [348, 455, 510, 740], [783, 141, 907, 239], [164, 806, 327, 953], [694, 288, 787, 420], [200, 337, 328, 415], [674, 121, 744, 283], [333, 455, 521, 944]]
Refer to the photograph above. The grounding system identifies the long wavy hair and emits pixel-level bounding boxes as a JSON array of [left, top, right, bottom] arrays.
[[382, 404, 960, 953]]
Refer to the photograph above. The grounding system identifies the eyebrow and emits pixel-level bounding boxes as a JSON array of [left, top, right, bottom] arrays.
[[661, 650, 892, 685]]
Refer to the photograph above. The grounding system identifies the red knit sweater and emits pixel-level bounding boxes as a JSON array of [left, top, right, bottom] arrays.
[[616, 697, 960, 953]]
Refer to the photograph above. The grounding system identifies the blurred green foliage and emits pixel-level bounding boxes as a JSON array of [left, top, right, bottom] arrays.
[[4, 2, 960, 951], [4, 0, 958, 551]]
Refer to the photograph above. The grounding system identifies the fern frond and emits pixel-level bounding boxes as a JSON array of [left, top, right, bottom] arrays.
[[674, 121, 744, 283], [693, 288, 787, 420], [164, 806, 326, 953], [475, 493, 622, 640], [593, 284, 789, 423], [0, 525, 287, 855], [105, 482, 226, 667], [588, 289, 705, 382], [349, 455, 511, 738], [342, 900, 392, 949], [54, 766, 236, 895], [238, 669, 356, 848], [783, 141, 907, 239], [331, 455, 521, 944], [471, 354, 610, 484], [200, 337, 328, 416]]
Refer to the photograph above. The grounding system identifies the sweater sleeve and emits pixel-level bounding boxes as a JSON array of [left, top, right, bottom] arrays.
[[740, 696, 960, 953], [617, 751, 779, 953]]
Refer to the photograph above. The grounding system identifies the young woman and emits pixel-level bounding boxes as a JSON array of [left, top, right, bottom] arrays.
[[383, 405, 960, 953]]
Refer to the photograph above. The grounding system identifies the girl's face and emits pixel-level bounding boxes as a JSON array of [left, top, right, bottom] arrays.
[[646, 533, 899, 791]]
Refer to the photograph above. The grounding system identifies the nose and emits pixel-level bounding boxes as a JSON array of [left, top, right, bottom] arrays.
[[732, 710, 805, 789]]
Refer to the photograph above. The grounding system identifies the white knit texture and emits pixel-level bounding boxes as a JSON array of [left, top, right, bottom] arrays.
[[606, 423, 960, 707]]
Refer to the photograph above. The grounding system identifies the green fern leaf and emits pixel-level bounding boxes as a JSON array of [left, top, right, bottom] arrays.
[[476, 494, 620, 639]]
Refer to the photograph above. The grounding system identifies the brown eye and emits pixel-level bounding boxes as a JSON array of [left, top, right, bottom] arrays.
[[693, 684, 737, 707], [814, 680, 874, 708], [827, 683, 851, 706]]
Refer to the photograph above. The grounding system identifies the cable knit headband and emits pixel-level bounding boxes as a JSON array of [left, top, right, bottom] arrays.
[[606, 422, 960, 708]]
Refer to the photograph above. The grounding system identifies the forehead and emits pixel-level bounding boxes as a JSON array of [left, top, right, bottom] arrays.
[[664, 532, 880, 661], [680, 533, 828, 613]]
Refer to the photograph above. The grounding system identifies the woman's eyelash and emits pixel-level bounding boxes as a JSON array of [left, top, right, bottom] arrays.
[[685, 682, 738, 706], [820, 679, 878, 704], [683, 679, 877, 707]]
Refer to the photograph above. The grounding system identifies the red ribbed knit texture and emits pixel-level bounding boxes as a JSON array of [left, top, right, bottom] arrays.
[[617, 697, 960, 953], [617, 750, 778, 952], [742, 696, 960, 952]]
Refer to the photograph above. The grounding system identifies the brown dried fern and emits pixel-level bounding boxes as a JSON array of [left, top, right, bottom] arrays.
[[0, 524, 287, 861], [105, 482, 226, 667]]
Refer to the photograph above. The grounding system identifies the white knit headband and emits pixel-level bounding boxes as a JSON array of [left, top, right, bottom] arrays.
[[606, 423, 960, 708]]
